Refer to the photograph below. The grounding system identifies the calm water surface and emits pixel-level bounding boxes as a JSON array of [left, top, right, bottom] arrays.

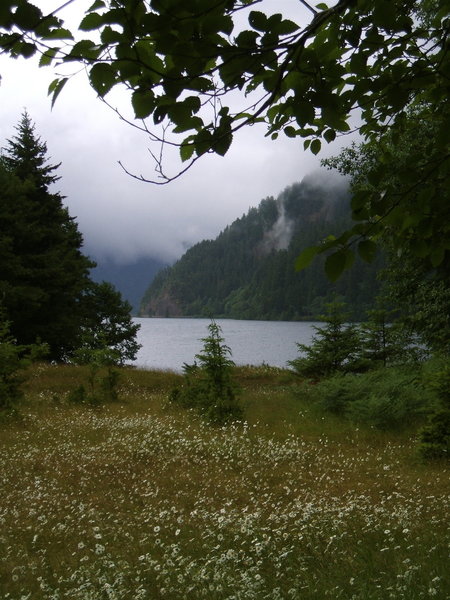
[[132, 318, 318, 372]]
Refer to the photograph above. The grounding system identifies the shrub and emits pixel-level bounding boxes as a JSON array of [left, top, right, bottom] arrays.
[[308, 367, 434, 430], [169, 321, 242, 425], [0, 311, 47, 416], [288, 301, 362, 378], [419, 359, 450, 460], [69, 344, 121, 405]]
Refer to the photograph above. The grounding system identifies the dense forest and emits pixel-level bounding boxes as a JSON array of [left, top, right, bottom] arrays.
[[140, 174, 383, 321]]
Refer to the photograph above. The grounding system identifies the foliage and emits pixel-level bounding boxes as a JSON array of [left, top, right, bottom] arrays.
[[80, 281, 141, 365], [0, 308, 47, 416], [0, 112, 94, 359], [1, 1, 446, 175], [288, 300, 362, 378], [0, 1, 448, 280], [419, 358, 450, 460], [69, 342, 121, 405], [358, 306, 423, 367], [0, 113, 141, 363], [322, 105, 450, 347], [381, 258, 450, 354], [170, 320, 242, 424], [306, 366, 434, 430]]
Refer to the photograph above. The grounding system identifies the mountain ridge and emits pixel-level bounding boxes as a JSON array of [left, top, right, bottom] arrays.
[[140, 174, 383, 320]]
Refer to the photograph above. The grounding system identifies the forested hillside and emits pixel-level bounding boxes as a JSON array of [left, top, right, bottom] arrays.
[[140, 174, 383, 321]]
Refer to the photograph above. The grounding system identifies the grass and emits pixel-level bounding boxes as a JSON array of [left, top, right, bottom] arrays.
[[1, 362, 449, 599]]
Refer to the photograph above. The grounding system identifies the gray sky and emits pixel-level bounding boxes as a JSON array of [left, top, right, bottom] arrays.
[[0, 0, 352, 265]]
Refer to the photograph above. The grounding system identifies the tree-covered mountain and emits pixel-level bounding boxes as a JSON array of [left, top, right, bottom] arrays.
[[140, 174, 384, 321]]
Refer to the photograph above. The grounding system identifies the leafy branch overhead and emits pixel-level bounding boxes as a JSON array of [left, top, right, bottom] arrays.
[[1, 1, 446, 167], [1, 0, 448, 279]]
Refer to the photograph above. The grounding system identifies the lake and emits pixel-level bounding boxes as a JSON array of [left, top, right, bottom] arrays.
[[132, 318, 318, 372]]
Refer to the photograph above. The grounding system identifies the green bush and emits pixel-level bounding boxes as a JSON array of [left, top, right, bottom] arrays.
[[289, 301, 363, 378], [69, 345, 121, 405], [308, 367, 434, 430], [170, 321, 242, 425], [0, 311, 47, 416], [419, 359, 450, 460]]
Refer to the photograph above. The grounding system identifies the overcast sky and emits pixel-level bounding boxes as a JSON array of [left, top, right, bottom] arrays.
[[0, 0, 352, 266]]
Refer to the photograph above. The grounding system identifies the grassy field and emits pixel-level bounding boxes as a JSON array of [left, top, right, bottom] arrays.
[[1, 363, 449, 599]]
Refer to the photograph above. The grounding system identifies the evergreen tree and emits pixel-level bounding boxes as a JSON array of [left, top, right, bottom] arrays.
[[0, 112, 94, 359], [359, 308, 409, 368], [288, 301, 362, 378], [170, 321, 242, 425]]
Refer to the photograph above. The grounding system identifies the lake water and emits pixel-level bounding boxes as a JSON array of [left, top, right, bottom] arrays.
[[132, 318, 318, 372]]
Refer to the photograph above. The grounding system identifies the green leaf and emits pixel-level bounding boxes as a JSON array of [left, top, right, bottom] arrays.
[[325, 250, 349, 282], [89, 63, 116, 97], [48, 77, 68, 108], [322, 105, 346, 130], [284, 126, 297, 138], [88, 0, 106, 10], [276, 19, 299, 35], [79, 12, 104, 31], [373, 1, 398, 29], [358, 239, 377, 263], [68, 39, 101, 61], [235, 29, 259, 47], [180, 141, 196, 162], [13, 2, 42, 30], [310, 139, 321, 155], [295, 246, 319, 271], [41, 27, 73, 40], [101, 26, 122, 44], [293, 101, 315, 127], [0, 4, 13, 28], [248, 11, 267, 32], [131, 90, 155, 119], [18, 41, 36, 57], [324, 128, 336, 143], [39, 47, 59, 67], [213, 129, 233, 156]]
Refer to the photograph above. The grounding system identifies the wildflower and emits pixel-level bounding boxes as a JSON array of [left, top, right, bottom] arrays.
[[95, 544, 105, 555]]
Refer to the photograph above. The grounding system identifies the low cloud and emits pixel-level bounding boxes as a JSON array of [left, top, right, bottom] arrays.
[[0, 51, 356, 267]]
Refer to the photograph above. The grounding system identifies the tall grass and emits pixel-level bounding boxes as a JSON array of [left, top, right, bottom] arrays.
[[1, 363, 448, 599]]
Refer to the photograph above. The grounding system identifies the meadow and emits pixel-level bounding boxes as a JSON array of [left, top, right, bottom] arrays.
[[1, 363, 449, 599]]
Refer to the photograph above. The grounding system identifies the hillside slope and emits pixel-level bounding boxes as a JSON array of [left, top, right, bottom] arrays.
[[140, 174, 383, 320]]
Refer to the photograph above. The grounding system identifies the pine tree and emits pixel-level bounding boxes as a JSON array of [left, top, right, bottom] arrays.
[[0, 112, 94, 359], [170, 320, 242, 425], [288, 301, 362, 378]]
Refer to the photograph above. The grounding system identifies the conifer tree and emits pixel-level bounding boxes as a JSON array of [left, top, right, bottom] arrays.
[[0, 112, 94, 359], [288, 301, 362, 378]]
